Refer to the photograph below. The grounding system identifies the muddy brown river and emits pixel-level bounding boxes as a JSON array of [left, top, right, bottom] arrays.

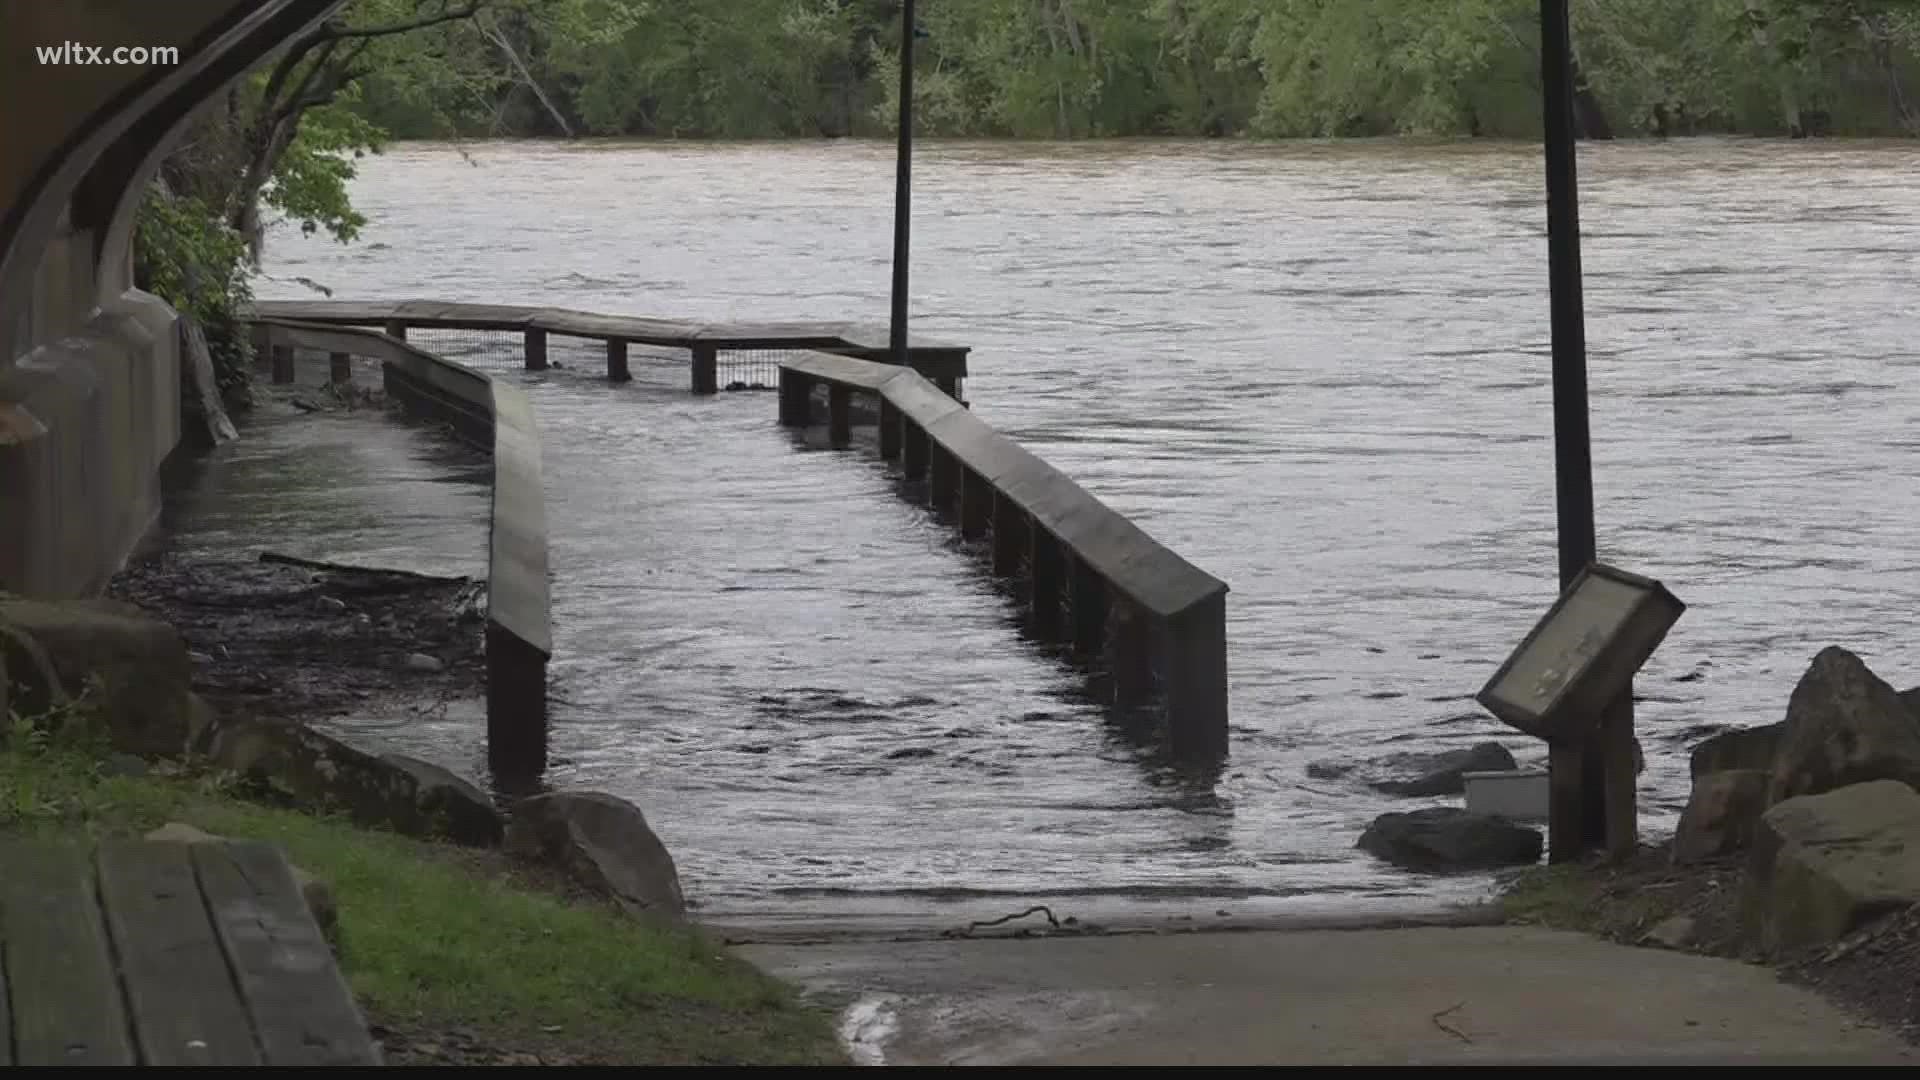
[[244, 137, 1920, 924]]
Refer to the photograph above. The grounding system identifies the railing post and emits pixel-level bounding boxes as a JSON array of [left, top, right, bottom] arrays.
[[383, 319, 407, 342], [524, 328, 548, 372], [828, 384, 852, 448], [1070, 557, 1108, 657], [607, 339, 630, 383], [992, 492, 1025, 576], [1029, 527, 1064, 640], [250, 323, 272, 370], [1105, 600, 1155, 708], [1165, 591, 1229, 761], [328, 351, 351, 385], [902, 418, 928, 479], [928, 440, 957, 510], [879, 399, 902, 459], [779, 369, 813, 425], [485, 622, 549, 784], [691, 343, 718, 394], [270, 344, 294, 384], [959, 467, 990, 539]]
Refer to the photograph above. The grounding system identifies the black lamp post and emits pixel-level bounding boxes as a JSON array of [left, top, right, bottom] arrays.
[[1541, 0, 1593, 588], [889, 0, 915, 370]]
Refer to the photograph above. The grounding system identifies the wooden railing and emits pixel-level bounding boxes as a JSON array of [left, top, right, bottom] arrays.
[[778, 352, 1231, 760], [246, 316, 551, 780], [250, 299, 971, 397]]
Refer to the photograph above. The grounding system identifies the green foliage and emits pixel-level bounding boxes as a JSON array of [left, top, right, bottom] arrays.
[[262, 96, 385, 245], [344, 0, 1920, 140], [132, 190, 256, 400]]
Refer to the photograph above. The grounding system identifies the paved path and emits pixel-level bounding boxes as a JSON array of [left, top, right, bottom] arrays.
[[739, 925, 1913, 1066]]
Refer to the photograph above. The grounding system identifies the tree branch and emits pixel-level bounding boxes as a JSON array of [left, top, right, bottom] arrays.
[[320, 0, 487, 42]]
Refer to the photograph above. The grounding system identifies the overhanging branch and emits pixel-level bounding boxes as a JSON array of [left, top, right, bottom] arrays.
[[320, 1, 487, 42]]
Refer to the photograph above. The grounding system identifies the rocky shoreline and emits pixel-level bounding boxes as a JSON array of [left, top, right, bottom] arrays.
[[105, 547, 487, 730], [1501, 645, 1920, 1045]]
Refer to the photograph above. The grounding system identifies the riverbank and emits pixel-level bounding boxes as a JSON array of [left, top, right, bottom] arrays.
[[0, 711, 843, 1065]]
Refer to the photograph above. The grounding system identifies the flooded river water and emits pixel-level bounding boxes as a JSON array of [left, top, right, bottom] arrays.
[[248, 137, 1920, 923]]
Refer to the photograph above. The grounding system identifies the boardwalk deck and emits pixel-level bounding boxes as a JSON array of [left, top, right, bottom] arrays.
[[248, 300, 969, 364], [0, 838, 380, 1066]]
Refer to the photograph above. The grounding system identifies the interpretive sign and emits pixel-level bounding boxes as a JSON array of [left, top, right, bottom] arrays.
[[1478, 563, 1685, 742]]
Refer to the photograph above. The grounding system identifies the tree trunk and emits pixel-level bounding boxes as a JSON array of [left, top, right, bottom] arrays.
[[1568, 54, 1615, 139], [481, 19, 573, 137], [229, 111, 301, 264], [1743, 0, 1802, 135]]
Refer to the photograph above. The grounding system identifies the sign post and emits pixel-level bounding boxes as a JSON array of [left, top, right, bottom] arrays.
[[1478, 564, 1685, 861]]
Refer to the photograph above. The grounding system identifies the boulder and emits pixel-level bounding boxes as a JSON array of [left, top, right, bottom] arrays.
[[1900, 686, 1920, 718], [204, 716, 504, 847], [1747, 779, 1920, 955], [0, 593, 195, 756], [379, 753, 504, 846], [506, 791, 685, 918], [1672, 769, 1771, 864], [1689, 722, 1784, 779], [1768, 646, 1920, 804], [1309, 741, 1519, 797], [1356, 807, 1542, 873], [1643, 914, 1696, 950], [145, 823, 335, 939]]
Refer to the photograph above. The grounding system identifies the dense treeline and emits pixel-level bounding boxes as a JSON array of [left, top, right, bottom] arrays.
[[350, 0, 1920, 141]]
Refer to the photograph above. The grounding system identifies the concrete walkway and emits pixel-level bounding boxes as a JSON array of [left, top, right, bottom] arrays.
[[738, 925, 1913, 1066]]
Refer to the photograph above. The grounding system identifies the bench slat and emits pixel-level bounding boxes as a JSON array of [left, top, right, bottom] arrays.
[[193, 842, 381, 1065], [98, 842, 263, 1065], [0, 909, 10, 1067], [0, 840, 135, 1065]]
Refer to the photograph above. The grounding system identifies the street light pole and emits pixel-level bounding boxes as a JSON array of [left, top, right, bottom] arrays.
[[889, 0, 915, 370], [1541, 0, 1593, 588]]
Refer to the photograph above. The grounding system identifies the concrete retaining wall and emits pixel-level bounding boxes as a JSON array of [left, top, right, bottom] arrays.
[[1, 0, 349, 600], [248, 317, 552, 781], [0, 212, 181, 597]]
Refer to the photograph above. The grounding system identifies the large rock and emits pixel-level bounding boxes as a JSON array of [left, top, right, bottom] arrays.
[[1768, 646, 1920, 804], [1689, 722, 1784, 779], [1747, 779, 1920, 955], [1672, 769, 1771, 864], [145, 823, 336, 939], [204, 716, 504, 847], [506, 791, 685, 918], [378, 753, 504, 846], [1309, 741, 1518, 797], [0, 594, 194, 756], [1357, 807, 1542, 873]]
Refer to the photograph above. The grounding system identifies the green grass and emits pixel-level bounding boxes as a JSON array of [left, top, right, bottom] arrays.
[[0, 724, 844, 1065]]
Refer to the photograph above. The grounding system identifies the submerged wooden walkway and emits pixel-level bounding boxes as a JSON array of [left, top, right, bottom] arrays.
[[249, 299, 971, 395], [242, 299, 1231, 761], [0, 838, 380, 1066]]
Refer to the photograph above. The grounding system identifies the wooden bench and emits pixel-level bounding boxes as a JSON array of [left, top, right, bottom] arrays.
[[0, 838, 382, 1065]]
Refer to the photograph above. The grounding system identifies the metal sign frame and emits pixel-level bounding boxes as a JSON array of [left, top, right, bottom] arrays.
[[1476, 561, 1685, 742]]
